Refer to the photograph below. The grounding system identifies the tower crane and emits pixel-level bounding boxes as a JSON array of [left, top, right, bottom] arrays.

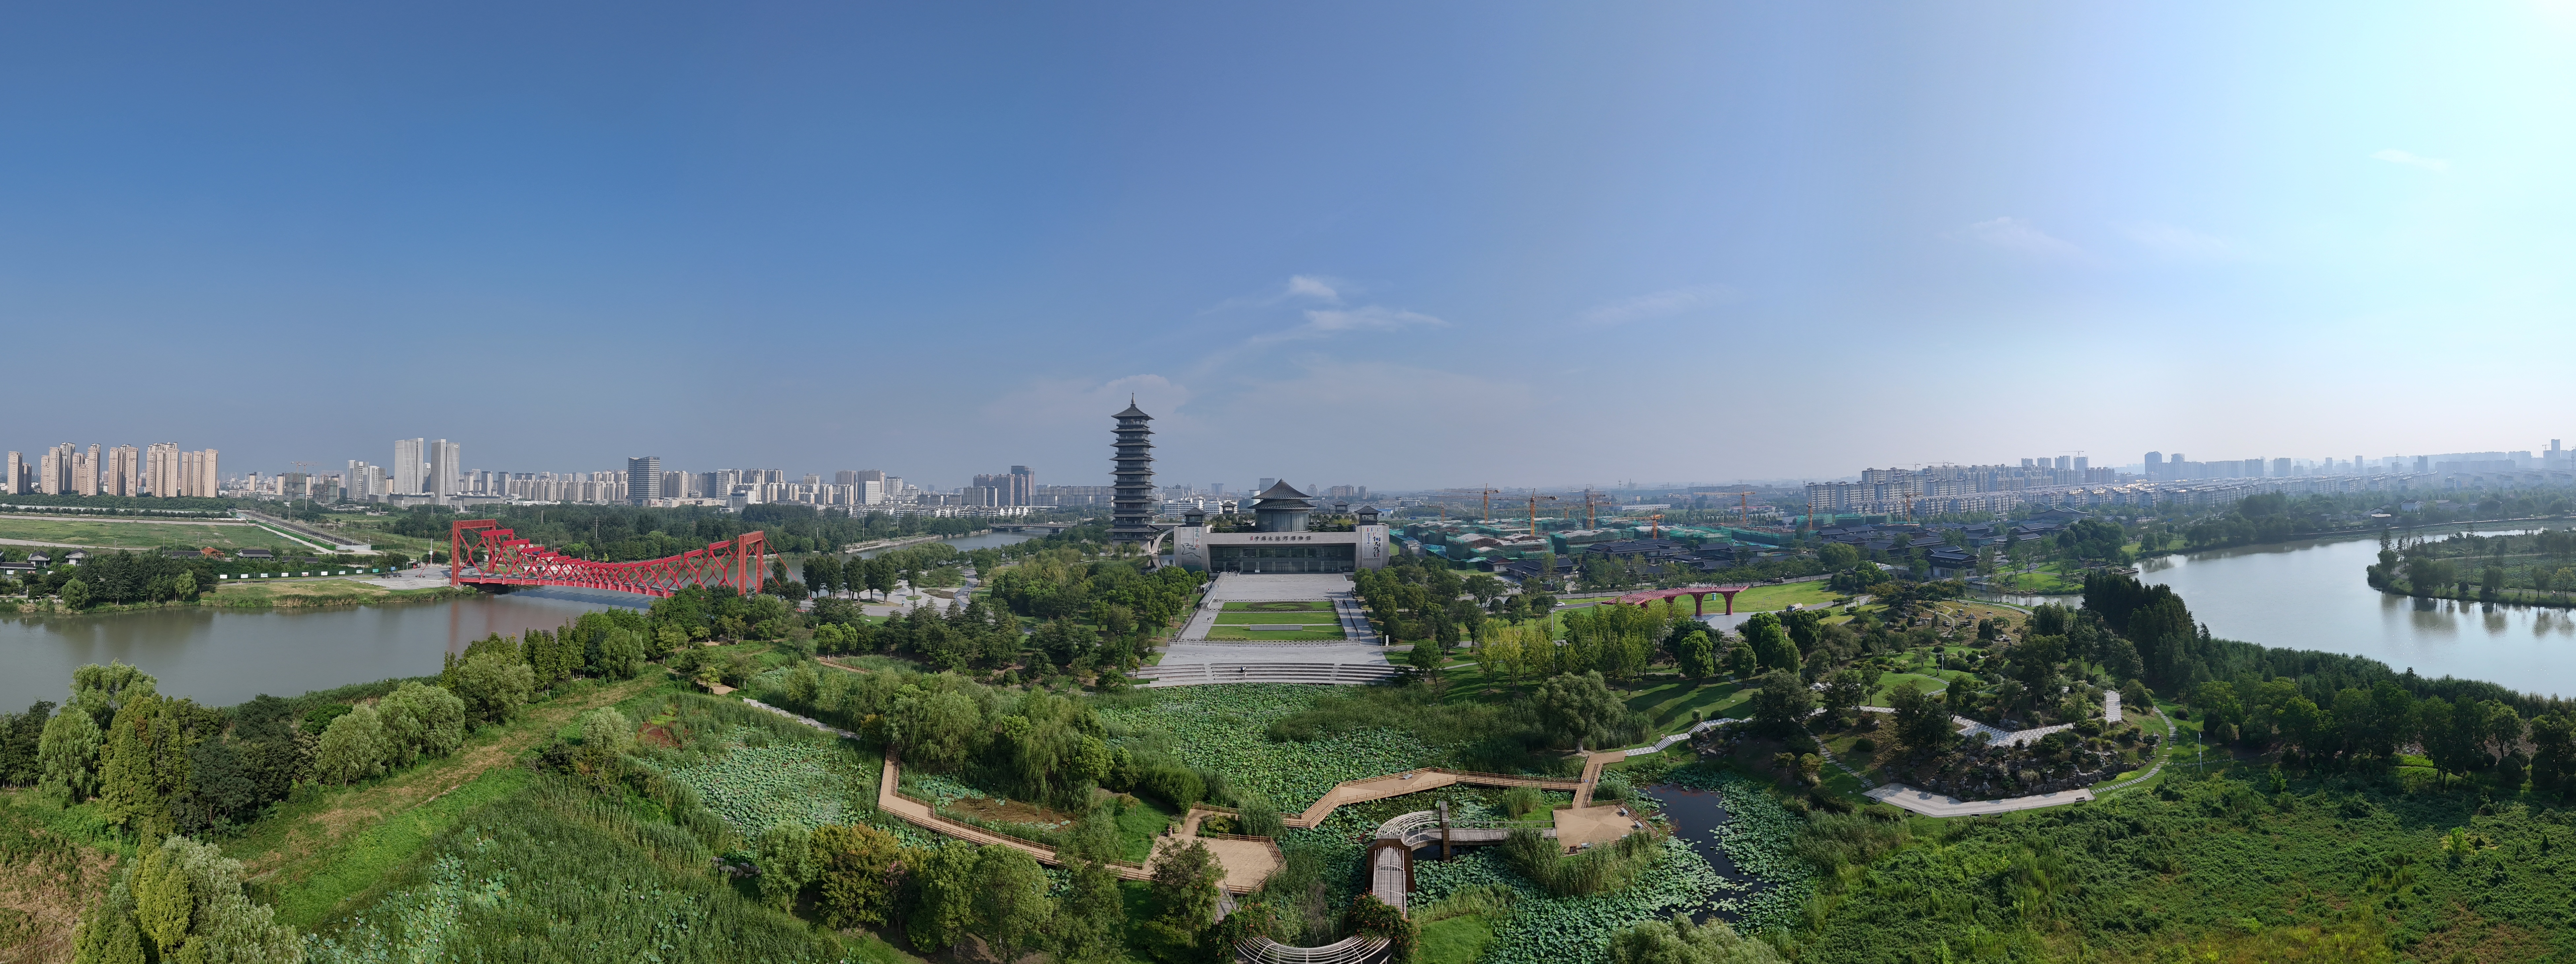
[[1526, 492, 1559, 535], [1579, 488, 1609, 529]]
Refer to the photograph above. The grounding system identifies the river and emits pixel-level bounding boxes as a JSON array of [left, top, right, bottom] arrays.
[[1984, 527, 2576, 699], [0, 531, 1039, 711]]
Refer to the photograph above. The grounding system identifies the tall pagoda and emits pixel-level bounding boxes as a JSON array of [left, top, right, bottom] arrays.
[[1110, 400, 1157, 543]]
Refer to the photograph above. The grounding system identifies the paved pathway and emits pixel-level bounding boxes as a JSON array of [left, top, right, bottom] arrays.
[[1855, 705, 2079, 748], [1285, 767, 1584, 827], [1864, 783, 2095, 817]]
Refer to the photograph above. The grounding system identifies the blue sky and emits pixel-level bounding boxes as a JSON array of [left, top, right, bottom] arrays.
[[5, 2, 2572, 490]]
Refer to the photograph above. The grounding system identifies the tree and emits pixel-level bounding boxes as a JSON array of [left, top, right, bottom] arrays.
[[1675, 631, 1718, 680], [907, 841, 980, 952], [1749, 670, 1814, 733], [60, 578, 91, 609], [1534, 671, 1629, 750], [1887, 681, 1953, 757], [1051, 859, 1127, 964], [97, 693, 202, 840], [447, 650, 534, 724], [973, 844, 1054, 961], [804, 555, 842, 596], [1151, 839, 1222, 938], [754, 822, 814, 911], [38, 707, 101, 802], [2531, 713, 2576, 798], [74, 835, 303, 964], [376, 682, 467, 768], [1740, 612, 1798, 674], [811, 823, 904, 928], [72, 662, 158, 728], [314, 705, 390, 786], [1820, 668, 1870, 719], [1722, 642, 1758, 679]]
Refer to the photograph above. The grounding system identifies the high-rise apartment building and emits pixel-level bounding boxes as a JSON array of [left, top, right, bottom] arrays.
[[394, 439, 424, 495], [627, 456, 660, 505], [105, 445, 138, 496], [429, 440, 460, 499], [70, 445, 99, 496], [179, 449, 217, 497], [3, 451, 20, 495], [661, 471, 685, 499], [146, 443, 180, 496]]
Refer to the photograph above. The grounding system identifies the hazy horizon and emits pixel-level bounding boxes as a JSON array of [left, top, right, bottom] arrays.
[[6, 3, 2572, 490]]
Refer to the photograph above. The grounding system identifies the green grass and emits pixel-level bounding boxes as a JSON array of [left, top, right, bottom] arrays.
[[1988, 561, 2085, 594], [1866, 671, 1962, 705], [267, 766, 533, 928], [1221, 600, 1334, 611], [1719, 581, 1840, 613], [0, 515, 304, 551], [1212, 611, 1335, 624], [1115, 795, 1179, 862], [1619, 677, 1754, 728], [1417, 913, 1498, 964], [1205, 625, 1345, 640]]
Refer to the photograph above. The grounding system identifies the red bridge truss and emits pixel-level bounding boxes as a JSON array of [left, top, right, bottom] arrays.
[[448, 519, 766, 598]]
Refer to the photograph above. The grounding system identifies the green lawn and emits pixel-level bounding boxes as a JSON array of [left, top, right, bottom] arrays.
[[1619, 676, 1755, 728], [1212, 612, 1335, 624], [1721, 580, 1840, 612], [1417, 913, 1498, 964], [1114, 795, 1179, 862], [1865, 671, 1968, 705], [1205, 626, 1345, 641], [1989, 562, 2085, 594], [0, 516, 305, 551], [1220, 600, 1334, 611]]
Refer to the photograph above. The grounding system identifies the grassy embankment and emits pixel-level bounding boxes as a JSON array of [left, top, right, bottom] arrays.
[[0, 516, 305, 552]]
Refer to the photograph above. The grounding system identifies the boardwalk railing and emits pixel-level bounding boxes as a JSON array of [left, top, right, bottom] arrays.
[[1237, 935, 1388, 964]]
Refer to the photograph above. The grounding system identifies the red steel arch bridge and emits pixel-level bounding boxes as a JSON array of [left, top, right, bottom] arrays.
[[448, 519, 767, 597]]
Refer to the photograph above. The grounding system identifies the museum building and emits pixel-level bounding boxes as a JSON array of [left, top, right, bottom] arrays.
[[1169, 480, 1391, 573]]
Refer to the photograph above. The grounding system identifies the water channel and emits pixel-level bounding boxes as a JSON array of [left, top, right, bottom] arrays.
[[0, 530, 1038, 711], [1983, 524, 2576, 699]]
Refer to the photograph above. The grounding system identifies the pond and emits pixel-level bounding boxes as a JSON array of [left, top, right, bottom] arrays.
[[1636, 782, 1765, 925]]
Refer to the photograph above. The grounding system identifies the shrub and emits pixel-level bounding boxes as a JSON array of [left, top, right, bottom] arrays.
[[1851, 738, 1877, 753]]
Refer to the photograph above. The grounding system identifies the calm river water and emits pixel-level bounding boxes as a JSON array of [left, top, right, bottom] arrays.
[[2132, 528, 2576, 698], [0, 531, 1041, 711]]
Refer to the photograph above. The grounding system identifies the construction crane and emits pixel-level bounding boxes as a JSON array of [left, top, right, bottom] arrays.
[[1526, 492, 1559, 537], [1579, 488, 1609, 529], [1476, 486, 1500, 522], [1648, 512, 1664, 539]]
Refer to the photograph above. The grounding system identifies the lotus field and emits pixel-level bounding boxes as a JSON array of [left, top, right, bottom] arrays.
[[663, 727, 879, 833], [1095, 684, 1439, 809]]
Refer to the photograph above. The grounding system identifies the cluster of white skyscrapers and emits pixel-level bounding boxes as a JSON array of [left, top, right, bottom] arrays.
[[4, 443, 219, 498]]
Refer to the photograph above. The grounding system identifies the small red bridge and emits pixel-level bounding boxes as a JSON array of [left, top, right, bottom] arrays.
[[448, 520, 767, 598], [1615, 584, 1751, 616]]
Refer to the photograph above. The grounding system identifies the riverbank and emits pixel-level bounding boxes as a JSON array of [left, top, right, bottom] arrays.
[[836, 530, 988, 554], [5, 580, 475, 616]]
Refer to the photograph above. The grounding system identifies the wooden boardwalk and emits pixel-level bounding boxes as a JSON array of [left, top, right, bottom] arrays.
[[1285, 767, 1586, 828]]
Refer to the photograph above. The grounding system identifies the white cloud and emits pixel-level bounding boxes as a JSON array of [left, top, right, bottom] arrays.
[[2373, 149, 2451, 172], [1947, 217, 2083, 258], [1283, 275, 1342, 303], [1578, 285, 1737, 326], [2117, 222, 2252, 260], [1293, 305, 1446, 336]]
